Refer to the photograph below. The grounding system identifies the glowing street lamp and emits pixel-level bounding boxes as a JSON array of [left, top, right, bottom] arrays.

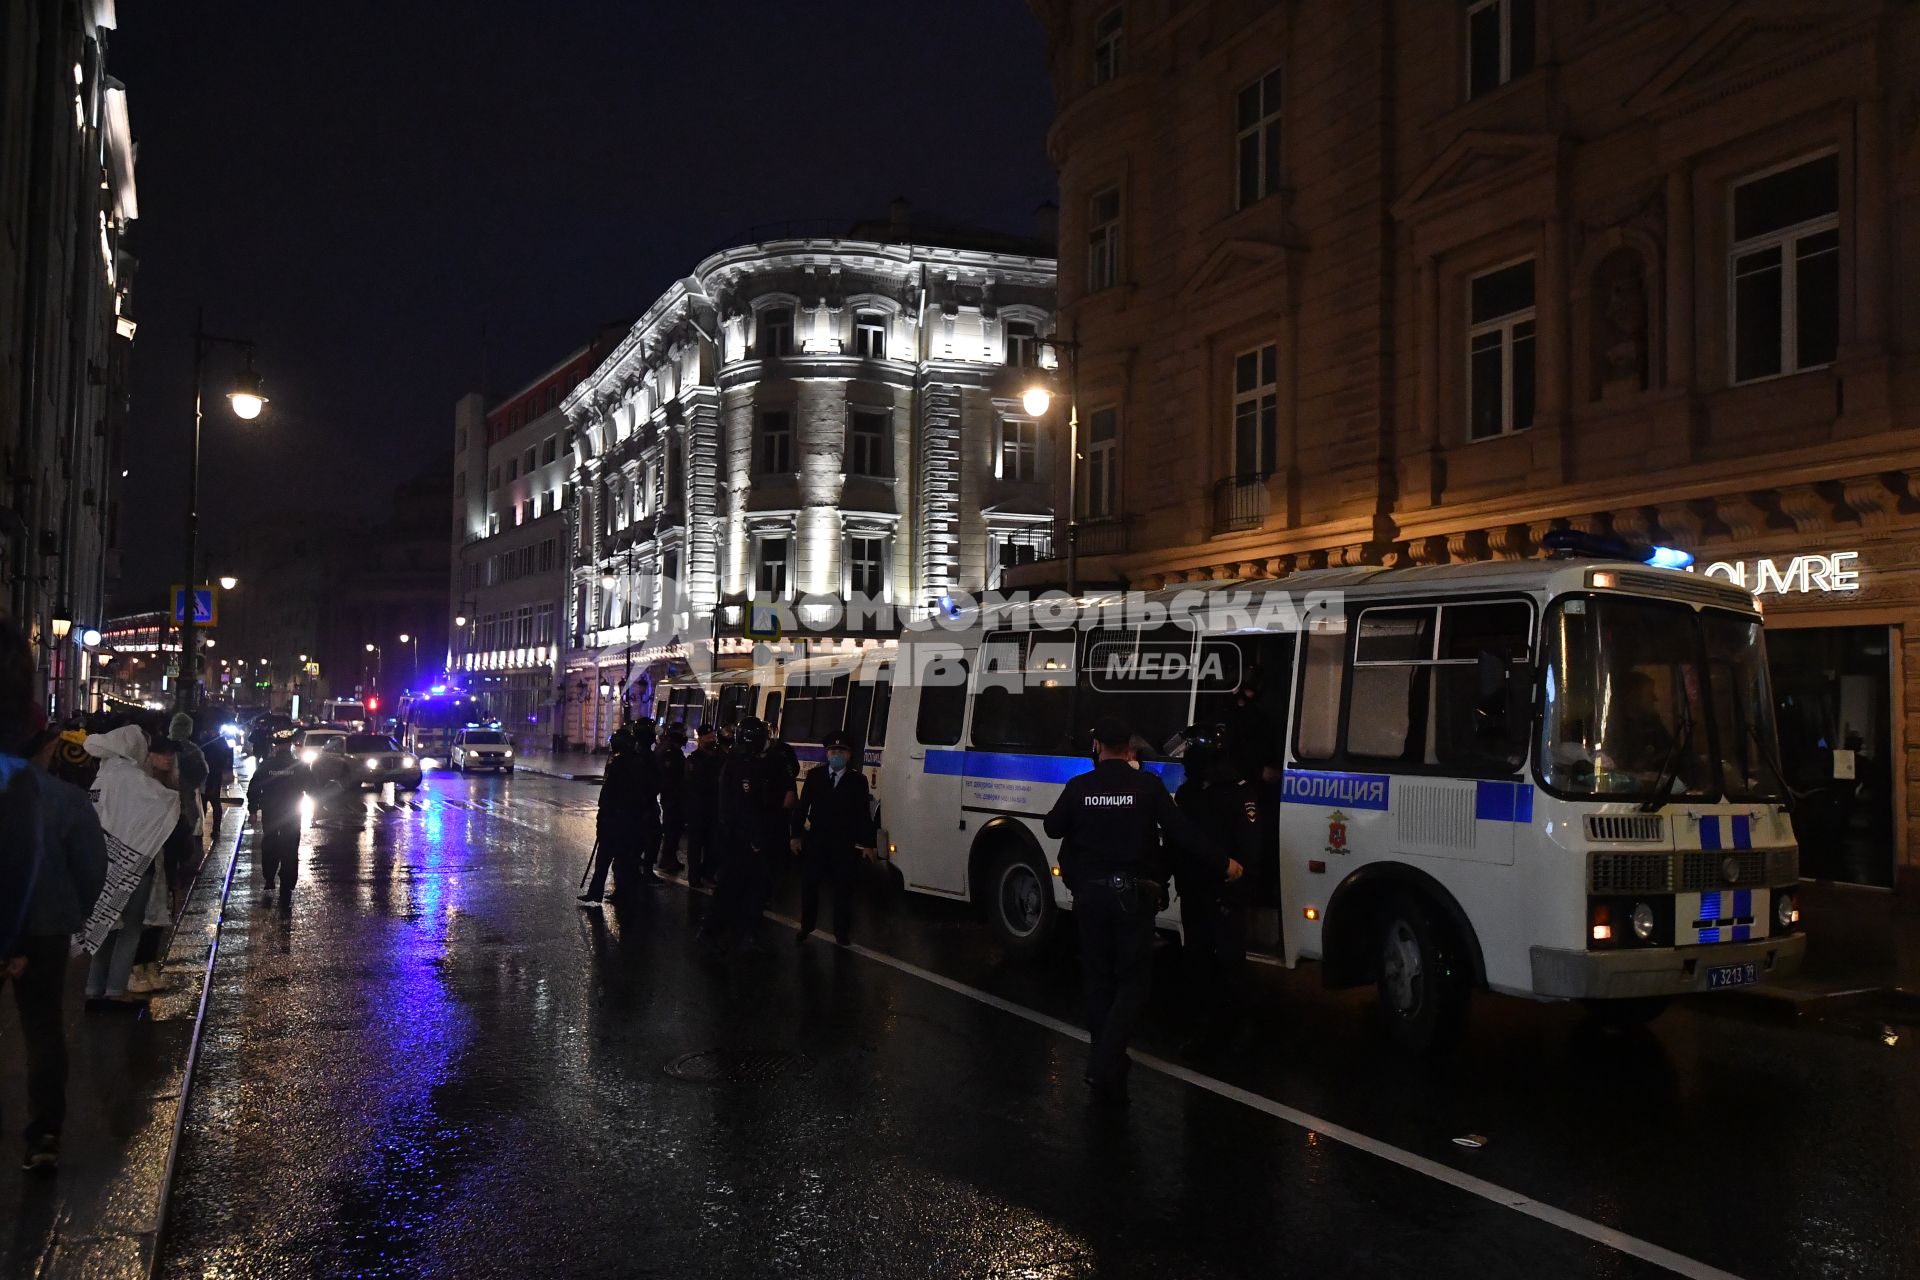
[[1019, 328, 1082, 595], [218, 575, 238, 591], [1020, 385, 1053, 417], [227, 359, 268, 421]]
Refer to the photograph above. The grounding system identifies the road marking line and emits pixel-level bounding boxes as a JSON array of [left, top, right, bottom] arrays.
[[757, 893, 1742, 1280]]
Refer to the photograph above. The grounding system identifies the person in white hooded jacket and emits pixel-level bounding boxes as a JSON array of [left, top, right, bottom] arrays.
[[77, 724, 179, 1003]]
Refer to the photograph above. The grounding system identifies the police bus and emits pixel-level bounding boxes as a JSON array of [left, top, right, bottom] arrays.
[[761, 649, 895, 786], [320, 697, 369, 731], [396, 688, 487, 761], [874, 544, 1805, 1048]]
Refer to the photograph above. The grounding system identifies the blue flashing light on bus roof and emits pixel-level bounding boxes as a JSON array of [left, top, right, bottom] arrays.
[[429, 684, 447, 695], [1644, 545, 1693, 570]]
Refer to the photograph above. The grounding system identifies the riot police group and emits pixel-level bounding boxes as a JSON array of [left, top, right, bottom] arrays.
[[581, 709, 1267, 1111]]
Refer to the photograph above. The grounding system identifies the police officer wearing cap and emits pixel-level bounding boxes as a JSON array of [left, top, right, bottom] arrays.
[[1172, 723, 1261, 1042], [1044, 717, 1243, 1107], [698, 717, 795, 951], [789, 729, 875, 946]]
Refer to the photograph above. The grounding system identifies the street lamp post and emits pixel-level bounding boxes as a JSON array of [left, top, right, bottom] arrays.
[[1020, 325, 1082, 597], [397, 632, 420, 690], [177, 312, 267, 714], [364, 642, 382, 699]]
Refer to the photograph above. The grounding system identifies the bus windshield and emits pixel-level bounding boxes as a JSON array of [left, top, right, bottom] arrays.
[[1539, 596, 1785, 803]]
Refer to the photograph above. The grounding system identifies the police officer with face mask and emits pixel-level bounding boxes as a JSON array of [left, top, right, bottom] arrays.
[[1044, 717, 1243, 1108], [789, 730, 875, 946]]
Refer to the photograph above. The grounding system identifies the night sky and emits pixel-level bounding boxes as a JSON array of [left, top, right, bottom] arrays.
[[111, 0, 1057, 602]]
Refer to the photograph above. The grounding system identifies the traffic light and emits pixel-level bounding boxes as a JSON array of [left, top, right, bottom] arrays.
[[367, 694, 381, 712]]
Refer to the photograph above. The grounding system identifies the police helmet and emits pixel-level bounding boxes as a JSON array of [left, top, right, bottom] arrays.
[[608, 727, 633, 755], [733, 717, 770, 756], [661, 722, 689, 747], [627, 718, 657, 747], [1178, 722, 1226, 777]]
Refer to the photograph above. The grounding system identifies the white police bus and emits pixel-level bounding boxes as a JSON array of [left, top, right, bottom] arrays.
[[875, 544, 1805, 1048]]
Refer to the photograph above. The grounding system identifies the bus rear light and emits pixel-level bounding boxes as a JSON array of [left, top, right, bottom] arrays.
[[1591, 903, 1613, 942]]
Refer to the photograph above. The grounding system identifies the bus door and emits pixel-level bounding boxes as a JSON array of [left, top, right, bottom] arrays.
[[886, 645, 971, 896], [1194, 633, 1296, 942]]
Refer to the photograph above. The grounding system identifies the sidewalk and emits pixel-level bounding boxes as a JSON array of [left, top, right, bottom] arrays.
[[0, 797, 247, 1278], [504, 743, 605, 782], [1727, 879, 1920, 1023]]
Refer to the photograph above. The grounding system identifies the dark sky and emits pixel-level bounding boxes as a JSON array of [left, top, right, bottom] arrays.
[[112, 0, 1057, 602]]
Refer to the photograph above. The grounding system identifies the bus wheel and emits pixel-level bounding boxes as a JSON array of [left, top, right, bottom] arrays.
[[988, 847, 1055, 956], [1580, 996, 1669, 1028], [1376, 895, 1470, 1053]]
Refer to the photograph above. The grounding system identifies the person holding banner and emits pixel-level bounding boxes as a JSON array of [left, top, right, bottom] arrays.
[[78, 725, 180, 1004]]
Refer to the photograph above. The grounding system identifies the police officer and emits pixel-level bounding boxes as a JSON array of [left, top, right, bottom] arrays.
[[1172, 723, 1260, 1042], [698, 718, 794, 952], [655, 723, 689, 876], [789, 730, 875, 946], [246, 737, 309, 909], [578, 727, 657, 907], [1044, 717, 1242, 1108], [683, 723, 724, 888], [625, 719, 664, 883]]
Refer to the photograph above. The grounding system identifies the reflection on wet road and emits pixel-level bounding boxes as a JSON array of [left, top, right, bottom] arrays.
[[157, 771, 1918, 1279]]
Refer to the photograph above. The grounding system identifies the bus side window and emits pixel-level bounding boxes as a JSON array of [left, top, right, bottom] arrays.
[[1347, 607, 1438, 765], [814, 673, 850, 742], [845, 679, 876, 751], [1295, 628, 1347, 761], [762, 691, 783, 734], [784, 683, 815, 741], [869, 666, 894, 746], [916, 660, 968, 746]]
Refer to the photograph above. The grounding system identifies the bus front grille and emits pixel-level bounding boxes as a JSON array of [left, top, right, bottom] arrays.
[[1584, 814, 1665, 843], [1679, 850, 1773, 890], [1590, 853, 1673, 894]]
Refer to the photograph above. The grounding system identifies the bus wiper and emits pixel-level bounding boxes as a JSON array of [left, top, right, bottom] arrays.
[[1640, 701, 1695, 813]]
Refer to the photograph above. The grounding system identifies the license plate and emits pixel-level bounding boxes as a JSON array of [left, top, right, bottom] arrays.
[[1707, 961, 1759, 989]]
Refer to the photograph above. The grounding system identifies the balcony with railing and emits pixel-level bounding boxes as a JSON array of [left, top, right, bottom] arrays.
[[1072, 514, 1132, 556], [1212, 474, 1271, 534]]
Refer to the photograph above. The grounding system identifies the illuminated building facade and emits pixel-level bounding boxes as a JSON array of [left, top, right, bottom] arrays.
[[559, 207, 1057, 748], [1026, 0, 1920, 889]]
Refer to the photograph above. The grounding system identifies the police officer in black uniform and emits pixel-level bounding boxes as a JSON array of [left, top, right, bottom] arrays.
[[625, 719, 664, 883], [698, 718, 795, 951], [1173, 723, 1261, 1042], [579, 727, 654, 907], [1044, 717, 1242, 1107], [684, 723, 724, 888], [789, 730, 875, 946], [655, 723, 689, 876]]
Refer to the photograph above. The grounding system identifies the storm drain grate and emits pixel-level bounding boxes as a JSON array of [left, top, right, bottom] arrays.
[[663, 1048, 813, 1085]]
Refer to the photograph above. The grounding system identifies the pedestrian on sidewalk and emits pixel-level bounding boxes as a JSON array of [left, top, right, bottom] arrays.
[[790, 731, 875, 947], [77, 725, 180, 1006], [684, 723, 723, 889], [655, 723, 689, 876], [199, 724, 235, 843], [1043, 717, 1241, 1109], [247, 738, 308, 909], [6, 728, 108, 1170], [698, 718, 795, 953], [579, 726, 658, 907]]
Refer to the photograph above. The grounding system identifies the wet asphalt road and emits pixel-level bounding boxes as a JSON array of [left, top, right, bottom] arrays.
[[156, 769, 1919, 1280]]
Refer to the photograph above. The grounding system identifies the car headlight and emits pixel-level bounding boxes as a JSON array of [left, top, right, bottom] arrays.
[[503, 749, 513, 758], [1776, 892, 1799, 929], [300, 749, 318, 764], [365, 758, 380, 771], [1631, 901, 1655, 942], [402, 756, 416, 768]]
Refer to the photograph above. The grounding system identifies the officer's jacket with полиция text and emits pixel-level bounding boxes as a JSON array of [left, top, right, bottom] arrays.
[[1043, 759, 1230, 885]]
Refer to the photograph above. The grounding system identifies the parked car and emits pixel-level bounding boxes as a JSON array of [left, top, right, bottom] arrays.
[[311, 733, 423, 790], [449, 728, 514, 773]]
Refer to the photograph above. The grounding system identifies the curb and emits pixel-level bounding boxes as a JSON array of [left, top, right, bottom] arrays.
[[145, 812, 248, 1278], [512, 762, 604, 783]]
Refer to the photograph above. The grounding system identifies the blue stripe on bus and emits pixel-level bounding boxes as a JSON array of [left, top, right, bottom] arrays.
[[923, 749, 1180, 788], [1698, 927, 1721, 944], [790, 743, 885, 767], [1730, 814, 1751, 849], [1733, 889, 1751, 919], [1473, 780, 1534, 824], [1700, 891, 1721, 923], [1699, 816, 1722, 850], [1732, 925, 1751, 942]]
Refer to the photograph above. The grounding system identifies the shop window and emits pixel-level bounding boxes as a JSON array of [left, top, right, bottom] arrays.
[[1468, 259, 1536, 441], [1730, 152, 1839, 384]]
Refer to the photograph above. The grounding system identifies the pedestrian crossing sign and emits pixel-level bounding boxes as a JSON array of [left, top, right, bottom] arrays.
[[744, 603, 781, 642]]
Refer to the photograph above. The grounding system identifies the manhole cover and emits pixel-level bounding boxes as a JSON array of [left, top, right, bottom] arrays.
[[663, 1048, 813, 1084]]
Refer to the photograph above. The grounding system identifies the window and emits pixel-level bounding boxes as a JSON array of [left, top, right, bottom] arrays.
[[1005, 320, 1040, 369], [848, 534, 886, 599], [531, 492, 543, 520], [970, 630, 1074, 753], [1730, 153, 1840, 384], [1346, 601, 1532, 774], [524, 447, 536, 473], [662, 550, 679, 593], [1295, 626, 1347, 761], [759, 306, 795, 358], [1235, 68, 1284, 210], [1091, 5, 1123, 85], [914, 656, 969, 746], [849, 409, 889, 477], [1087, 187, 1121, 291], [759, 410, 794, 474], [455, 472, 465, 498], [507, 458, 518, 481], [542, 437, 557, 464], [488, 466, 500, 490], [1232, 345, 1278, 476], [1084, 406, 1119, 518], [997, 418, 1039, 482], [514, 502, 525, 528], [754, 535, 790, 598], [1468, 260, 1536, 441], [547, 386, 559, 409], [854, 311, 888, 359], [988, 526, 1052, 590], [1466, 0, 1534, 99]]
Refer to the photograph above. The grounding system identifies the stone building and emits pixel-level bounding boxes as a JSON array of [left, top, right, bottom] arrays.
[[560, 208, 1057, 747], [1, 0, 137, 716], [448, 329, 623, 738], [1026, 0, 1920, 889]]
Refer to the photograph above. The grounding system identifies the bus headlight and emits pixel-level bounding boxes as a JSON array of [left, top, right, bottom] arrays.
[[365, 758, 380, 771], [402, 756, 416, 769], [1631, 902, 1655, 942], [300, 749, 318, 764], [1776, 892, 1799, 929]]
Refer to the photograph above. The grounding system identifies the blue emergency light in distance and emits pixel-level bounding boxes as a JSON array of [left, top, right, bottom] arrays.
[[1541, 528, 1692, 569], [1643, 545, 1694, 570]]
